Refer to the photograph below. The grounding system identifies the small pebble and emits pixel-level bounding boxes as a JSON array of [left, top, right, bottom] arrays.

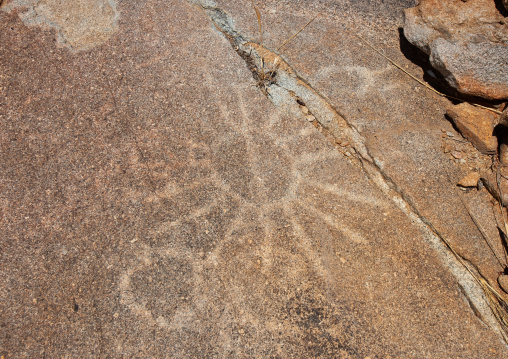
[[498, 274, 508, 294], [305, 114, 315, 122], [451, 151, 462, 159], [446, 131, 455, 137]]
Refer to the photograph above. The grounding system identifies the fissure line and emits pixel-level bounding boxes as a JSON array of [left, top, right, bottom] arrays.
[[191, 0, 508, 344]]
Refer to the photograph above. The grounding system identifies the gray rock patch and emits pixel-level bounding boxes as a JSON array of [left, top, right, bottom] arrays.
[[2, 0, 119, 52], [403, 0, 508, 100]]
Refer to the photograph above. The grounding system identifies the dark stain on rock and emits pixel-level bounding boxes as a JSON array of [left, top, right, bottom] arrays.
[[284, 291, 364, 358]]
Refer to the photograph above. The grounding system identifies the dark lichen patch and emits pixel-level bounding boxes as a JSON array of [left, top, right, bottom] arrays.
[[282, 290, 369, 358]]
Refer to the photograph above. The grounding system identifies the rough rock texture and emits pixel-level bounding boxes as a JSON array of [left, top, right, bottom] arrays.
[[1, 0, 508, 357], [457, 171, 481, 187], [480, 167, 508, 206], [404, 0, 508, 100], [213, 0, 508, 344], [500, 106, 508, 126], [446, 103, 499, 154], [499, 274, 508, 294], [1, 0, 119, 52]]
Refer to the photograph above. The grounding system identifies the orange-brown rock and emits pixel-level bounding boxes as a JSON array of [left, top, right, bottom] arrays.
[[457, 171, 481, 187], [1, 0, 508, 357], [446, 103, 498, 154], [404, 0, 508, 100]]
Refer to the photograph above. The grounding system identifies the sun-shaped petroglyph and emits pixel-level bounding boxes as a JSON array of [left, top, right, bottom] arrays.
[[118, 77, 389, 337]]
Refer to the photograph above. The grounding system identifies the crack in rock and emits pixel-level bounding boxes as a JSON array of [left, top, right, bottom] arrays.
[[191, 0, 508, 345]]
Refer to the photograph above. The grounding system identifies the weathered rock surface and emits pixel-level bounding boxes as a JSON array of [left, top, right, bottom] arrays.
[[499, 106, 508, 127], [458, 171, 481, 187], [1, 0, 508, 357], [446, 102, 498, 154], [215, 0, 508, 347], [404, 0, 508, 100], [1, 0, 119, 52], [480, 167, 508, 206], [499, 274, 508, 294]]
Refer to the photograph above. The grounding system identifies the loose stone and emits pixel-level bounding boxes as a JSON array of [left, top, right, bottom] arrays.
[[457, 172, 480, 187]]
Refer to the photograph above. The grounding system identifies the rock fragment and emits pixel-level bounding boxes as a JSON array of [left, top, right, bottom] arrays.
[[457, 172, 481, 187], [480, 169, 508, 206], [299, 105, 310, 115], [446, 103, 498, 154], [403, 0, 508, 100], [451, 150, 463, 159]]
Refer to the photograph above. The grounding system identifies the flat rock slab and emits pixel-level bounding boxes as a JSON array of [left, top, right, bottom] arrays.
[[1, 0, 507, 358], [213, 0, 508, 329]]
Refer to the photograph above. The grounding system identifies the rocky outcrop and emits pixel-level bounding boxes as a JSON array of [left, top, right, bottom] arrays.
[[404, 0, 508, 100]]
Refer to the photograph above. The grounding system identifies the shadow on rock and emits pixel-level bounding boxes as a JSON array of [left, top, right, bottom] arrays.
[[398, 27, 506, 109]]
